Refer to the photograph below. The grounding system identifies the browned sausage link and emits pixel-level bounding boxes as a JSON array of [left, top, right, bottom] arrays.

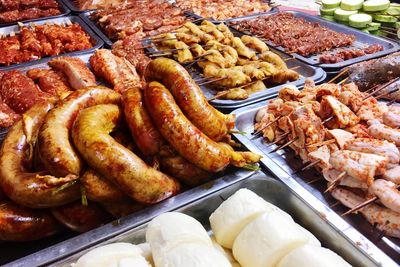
[[0, 102, 81, 208], [0, 201, 61, 241], [38, 87, 121, 177], [51, 201, 111, 233], [123, 87, 164, 156], [81, 169, 129, 203], [71, 104, 180, 204], [100, 200, 146, 218], [160, 156, 211, 187], [145, 81, 232, 172], [144, 58, 234, 141]]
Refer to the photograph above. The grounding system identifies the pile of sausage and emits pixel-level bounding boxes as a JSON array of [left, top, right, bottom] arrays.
[[318, 44, 384, 64], [0, 22, 93, 66], [0, 49, 260, 242], [0, 0, 61, 24]]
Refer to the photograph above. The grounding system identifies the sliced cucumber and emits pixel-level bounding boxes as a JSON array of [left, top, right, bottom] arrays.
[[360, 28, 370, 33], [321, 15, 336, 22], [321, 0, 341, 9], [373, 14, 399, 23], [396, 21, 400, 29], [341, 0, 364, 11], [349, 13, 373, 28], [363, 0, 390, 12], [320, 7, 337, 16], [366, 21, 381, 31], [385, 7, 400, 16], [334, 8, 358, 21]]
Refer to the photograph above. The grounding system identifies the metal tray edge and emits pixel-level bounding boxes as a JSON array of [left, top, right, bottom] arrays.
[[230, 101, 399, 267]]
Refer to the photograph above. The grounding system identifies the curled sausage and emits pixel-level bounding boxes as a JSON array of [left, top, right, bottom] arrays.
[[145, 81, 261, 172], [38, 87, 121, 177], [0, 102, 80, 208], [81, 169, 128, 203], [100, 199, 146, 218], [51, 201, 111, 233], [71, 104, 180, 204], [144, 58, 235, 141], [0, 201, 61, 241], [123, 87, 164, 157]]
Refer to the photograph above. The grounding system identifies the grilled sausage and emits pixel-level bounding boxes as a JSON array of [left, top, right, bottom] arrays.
[[123, 87, 164, 157], [51, 201, 111, 233], [71, 104, 180, 204], [0, 102, 80, 208], [81, 169, 128, 203], [144, 57, 235, 141], [38, 87, 121, 177], [0, 201, 61, 241], [100, 200, 146, 218], [145, 81, 232, 172]]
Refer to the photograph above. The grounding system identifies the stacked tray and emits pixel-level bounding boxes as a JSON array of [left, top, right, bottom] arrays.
[[7, 172, 392, 266], [0, 0, 71, 27], [2, 168, 256, 266], [143, 27, 326, 112], [229, 11, 400, 74], [0, 15, 104, 71], [231, 101, 400, 264]]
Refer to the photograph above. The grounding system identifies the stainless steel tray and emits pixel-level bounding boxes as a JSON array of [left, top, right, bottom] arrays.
[[2, 167, 256, 266], [231, 101, 400, 265], [143, 30, 326, 111], [0, 15, 104, 71], [0, 0, 71, 27], [40, 172, 381, 267], [229, 11, 400, 71], [59, 0, 92, 13]]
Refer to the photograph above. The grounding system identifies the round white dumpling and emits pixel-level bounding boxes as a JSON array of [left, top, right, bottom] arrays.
[[75, 242, 150, 267], [277, 244, 351, 267], [210, 188, 291, 248], [146, 212, 211, 266], [232, 211, 309, 267], [295, 224, 321, 247], [160, 243, 232, 267]]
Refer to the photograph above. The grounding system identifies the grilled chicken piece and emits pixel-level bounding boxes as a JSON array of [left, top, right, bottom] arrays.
[[369, 123, 400, 146], [369, 179, 400, 213], [308, 145, 330, 169], [27, 68, 71, 98], [89, 49, 141, 92], [173, 41, 193, 62], [329, 150, 388, 185], [344, 138, 400, 164], [383, 165, 400, 184], [327, 129, 354, 150], [232, 37, 256, 59], [332, 187, 400, 239], [241, 35, 268, 53], [48, 57, 96, 90], [323, 167, 368, 189], [320, 95, 360, 128], [383, 106, 400, 128]]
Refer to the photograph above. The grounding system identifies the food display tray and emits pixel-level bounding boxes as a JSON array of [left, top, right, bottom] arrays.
[[231, 101, 400, 265], [0, 15, 104, 71], [228, 11, 400, 71], [59, 0, 93, 13], [143, 31, 326, 112], [0, 0, 71, 27], [3, 169, 256, 266], [24, 172, 382, 267], [79, 11, 113, 47]]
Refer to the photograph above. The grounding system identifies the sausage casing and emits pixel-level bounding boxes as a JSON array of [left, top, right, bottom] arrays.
[[71, 104, 180, 204], [38, 87, 121, 177], [145, 81, 231, 172], [0, 201, 61, 241], [0, 102, 80, 208], [144, 58, 234, 141]]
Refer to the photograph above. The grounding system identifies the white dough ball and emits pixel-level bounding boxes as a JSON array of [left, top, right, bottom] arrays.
[[232, 211, 309, 267], [210, 188, 291, 248], [277, 244, 351, 267]]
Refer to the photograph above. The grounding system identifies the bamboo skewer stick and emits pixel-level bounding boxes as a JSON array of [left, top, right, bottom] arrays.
[[269, 138, 298, 153], [328, 69, 348, 84], [324, 171, 346, 193], [252, 115, 283, 137], [266, 132, 289, 146]]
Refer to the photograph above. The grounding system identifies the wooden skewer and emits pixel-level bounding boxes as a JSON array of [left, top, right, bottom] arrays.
[[147, 44, 212, 55], [362, 77, 400, 100], [337, 77, 349, 85], [294, 159, 321, 174], [252, 115, 282, 136], [198, 76, 228, 86], [330, 201, 341, 208], [341, 185, 400, 216], [375, 87, 400, 100], [324, 171, 346, 193], [322, 115, 334, 125], [208, 91, 229, 102], [387, 99, 398, 106], [266, 132, 289, 146], [306, 177, 323, 184], [269, 137, 297, 154], [327, 68, 348, 84]]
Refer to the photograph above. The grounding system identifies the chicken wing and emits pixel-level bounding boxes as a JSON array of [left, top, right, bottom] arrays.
[[232, 37, 256, 59], [320, 95, 360, 128], [241, 35, 268, 53]]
